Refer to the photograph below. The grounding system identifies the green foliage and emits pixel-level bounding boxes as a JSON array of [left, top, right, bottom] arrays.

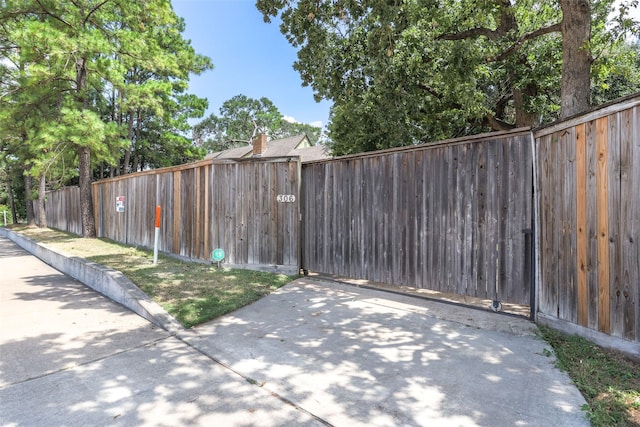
[[0, 137, 27, 221], [592, 41, 640, 105], [257, 0, 640, 155], [194, 94, 323, 152], [0, 205, 13, 225], [540, 327, 640, 426], [0, 0, 212, 192]]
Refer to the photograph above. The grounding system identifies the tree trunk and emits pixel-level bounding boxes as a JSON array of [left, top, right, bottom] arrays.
[[8, 183, 17, 224], [24, 173, 36, 226], [75, 55, 96, 237], [560, 0, 592, 119], [78, 145, 96, 238], [499, 4, 540, 128], [37, 173, 47, 228], [122, 110, 135, 174], [512, 78, 541, 128]]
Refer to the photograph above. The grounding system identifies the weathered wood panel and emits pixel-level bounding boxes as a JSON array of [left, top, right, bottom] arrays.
[[45, 186, 82, 235], [301, 129, 534, 305], [46, 158, 301, 272], [576, 123, 588, 327], [585, 120, 600, 330], [596, 117, 611, 333], [535, 95, 640, 344]]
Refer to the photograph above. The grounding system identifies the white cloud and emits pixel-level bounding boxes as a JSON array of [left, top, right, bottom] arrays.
[[282, 115, 323, 128]]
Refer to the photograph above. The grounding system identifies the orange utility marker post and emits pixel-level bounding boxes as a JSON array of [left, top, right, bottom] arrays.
[[153, 205, 161, 264]]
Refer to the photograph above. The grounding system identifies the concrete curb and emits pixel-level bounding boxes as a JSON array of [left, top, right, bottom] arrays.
[[0, 227, 184, 335]]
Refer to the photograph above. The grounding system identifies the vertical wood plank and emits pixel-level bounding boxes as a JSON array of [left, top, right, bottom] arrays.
[[203, 165, 210, 260], [564, 126, 578, 324], [497, 138, 508, 303], [596, 116, 611, 334], [539, 133, 552, 316], [631, 106, 640, 341], [448, 146, 460, 293], [195, 167, 202, 259], [173, 171, 181, 255], [485, 139, 498, 301], [414, 151, 424, 288], [585, 120, 600, 329], [608, 112, 623, 338], [618, 107, 637, 341], [475, 140, 488, 298], [464, 143, 474, 295], [576, 123, 588, 326]]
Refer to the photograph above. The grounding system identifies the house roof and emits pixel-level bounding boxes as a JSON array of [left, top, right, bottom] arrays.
[[294, 144, 332, 163], [205, 134, 331, 163], [207, 145, 252, 160]]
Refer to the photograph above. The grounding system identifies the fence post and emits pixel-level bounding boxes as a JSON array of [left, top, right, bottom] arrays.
[[153, 205, 161, 264]]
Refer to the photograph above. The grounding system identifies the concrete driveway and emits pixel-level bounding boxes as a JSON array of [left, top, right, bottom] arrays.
[[0, 235, 589, 426]]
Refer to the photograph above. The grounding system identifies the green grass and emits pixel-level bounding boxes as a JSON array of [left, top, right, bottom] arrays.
[[9, 226, 295, 328], [540, 327, 640, 426]]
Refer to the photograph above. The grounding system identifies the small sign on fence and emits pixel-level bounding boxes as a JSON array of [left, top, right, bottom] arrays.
[[277, 194, 296, 203], [116, 196, 125, 213]]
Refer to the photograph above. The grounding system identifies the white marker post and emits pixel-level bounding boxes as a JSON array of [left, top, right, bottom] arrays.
[[153, 205, 161, 264]]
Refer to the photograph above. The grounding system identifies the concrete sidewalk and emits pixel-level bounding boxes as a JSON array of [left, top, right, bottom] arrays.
[[0, 237, 323, 426], [0, 234, 589, 426]]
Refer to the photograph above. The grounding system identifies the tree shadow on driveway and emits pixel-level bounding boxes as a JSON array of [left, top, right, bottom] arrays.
[[187, 278, 589, 427]]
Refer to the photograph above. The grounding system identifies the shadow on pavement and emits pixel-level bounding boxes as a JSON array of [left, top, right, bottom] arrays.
[[187, 279, 588, 427]]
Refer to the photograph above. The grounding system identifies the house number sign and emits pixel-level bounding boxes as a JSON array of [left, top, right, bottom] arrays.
[[277, 194, 296, 203]]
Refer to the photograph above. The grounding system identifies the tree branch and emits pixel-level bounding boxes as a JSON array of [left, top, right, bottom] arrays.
[[34, 0, 72, 29], [484, 113, 515, 131], [491, 22, 562, 62], [83, 0, 111, 27], [438, 27, 500, 41]]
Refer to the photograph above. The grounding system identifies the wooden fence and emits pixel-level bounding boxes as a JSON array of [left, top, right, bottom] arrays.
[[534, 95, 640, 346], [42, 94, 639, 353], [44, 186, 82, 236], [301, 129, 535, 306], [47, 157, 301, 273]]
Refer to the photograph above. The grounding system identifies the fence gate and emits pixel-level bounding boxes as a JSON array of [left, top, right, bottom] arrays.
[[301, 129, 534, 307]]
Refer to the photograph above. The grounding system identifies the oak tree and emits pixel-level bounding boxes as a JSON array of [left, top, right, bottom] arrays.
[[257, 0, 640, 154]]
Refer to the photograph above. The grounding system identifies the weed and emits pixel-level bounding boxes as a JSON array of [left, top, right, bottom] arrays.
[[540, 326, 640, 427]]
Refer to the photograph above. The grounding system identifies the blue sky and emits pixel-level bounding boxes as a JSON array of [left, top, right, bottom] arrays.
[[172, 0, 332, 128], [171, 0, 639, 130]]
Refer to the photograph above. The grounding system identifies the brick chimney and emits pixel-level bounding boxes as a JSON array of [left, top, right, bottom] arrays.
[[253, 133, 268, 157]]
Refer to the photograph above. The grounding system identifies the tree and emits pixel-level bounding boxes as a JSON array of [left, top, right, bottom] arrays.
[[275, 119, 323, 145], [1, 0, 211, 236], [257, 0, 640, 154], [110, 14, 212, 175], [194, 94, 322, 152], [592, 41, 640, 105]]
